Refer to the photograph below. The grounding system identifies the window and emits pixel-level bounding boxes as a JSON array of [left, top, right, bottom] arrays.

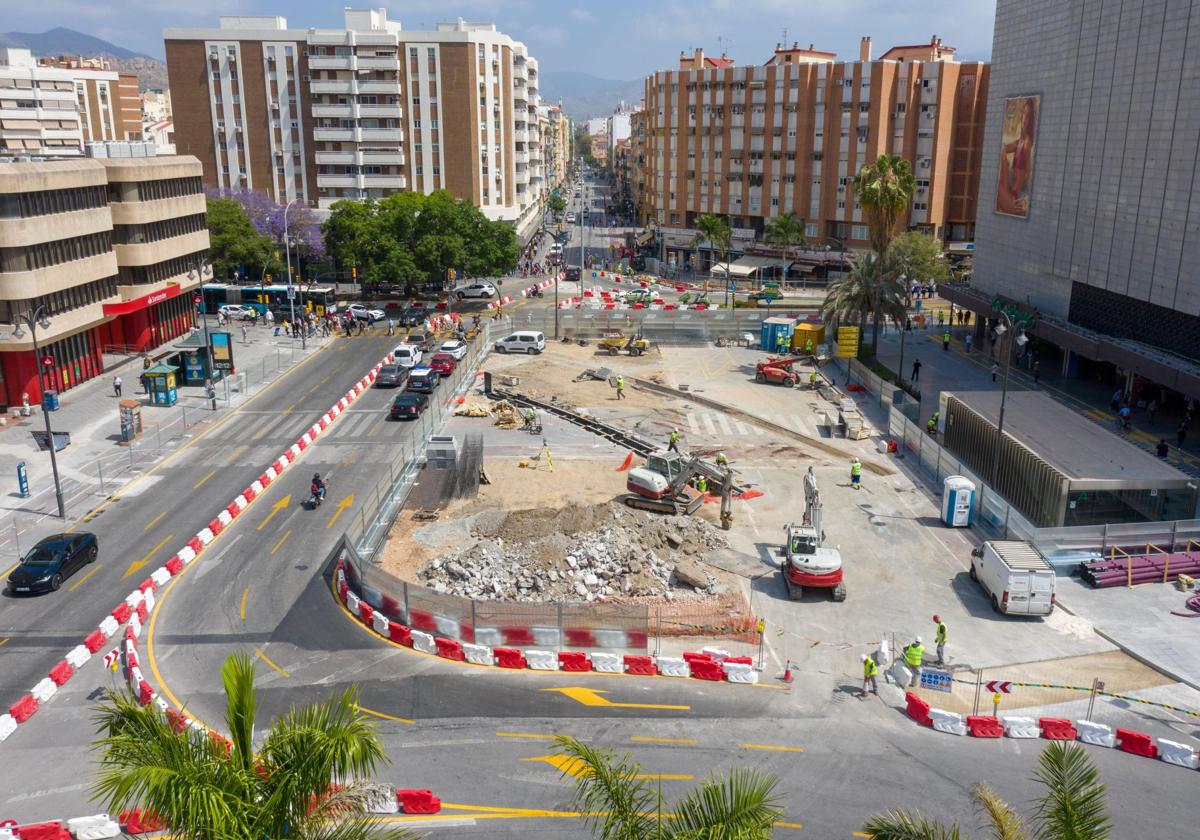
[[852, 225, 868, 240]]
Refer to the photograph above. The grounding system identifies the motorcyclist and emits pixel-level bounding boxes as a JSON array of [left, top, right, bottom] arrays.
[[311, 473, 327, 505]]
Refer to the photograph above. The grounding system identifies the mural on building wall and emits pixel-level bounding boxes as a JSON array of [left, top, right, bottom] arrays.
[[995, 95, 1039, 218]]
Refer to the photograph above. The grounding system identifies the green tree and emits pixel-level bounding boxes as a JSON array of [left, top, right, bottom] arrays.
[[822, 253, 905, 339], [90, 653, 413, 840], [889, 231, 949, 287], [547, 194, 567, 218], [206, 197, 273, 281], [764, 212, 806, 285], [692, 214, 733, 304], [863, 742, 1110, 840], [852, 154, 916, 360], [556, 737, 781, 839]]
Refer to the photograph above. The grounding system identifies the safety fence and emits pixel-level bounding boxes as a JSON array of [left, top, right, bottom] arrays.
[[838, 357, 921, 422], [495, 309, 779, 344]]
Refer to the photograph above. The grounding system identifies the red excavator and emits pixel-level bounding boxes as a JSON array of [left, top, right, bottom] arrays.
[[781, 467, 846, 601], [754, 355, 805, 387]]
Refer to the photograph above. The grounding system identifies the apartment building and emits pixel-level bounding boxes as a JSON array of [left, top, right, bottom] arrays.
[[0, 153, 208, 405], [40, 55, 143, 143], [538, 103, 571, 192], [164, 8, 544, 234], [638, 38, 989, 258]]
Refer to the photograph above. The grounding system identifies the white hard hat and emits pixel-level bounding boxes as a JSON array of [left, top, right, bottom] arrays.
[[860, 654, 868, 662], [915, 635, 923, 644]]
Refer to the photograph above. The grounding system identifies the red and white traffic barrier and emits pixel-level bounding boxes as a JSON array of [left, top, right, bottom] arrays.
[[487, 296, 514, 310]]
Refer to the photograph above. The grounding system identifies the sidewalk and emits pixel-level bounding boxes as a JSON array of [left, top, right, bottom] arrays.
[[872, 312, 1200, 478], [0, 324, 333, 563]]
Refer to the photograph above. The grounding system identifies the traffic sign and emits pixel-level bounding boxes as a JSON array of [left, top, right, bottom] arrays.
[[920, 669, 954, 693], [102, 648, 120, 671], [985, 680, 1013, 694]]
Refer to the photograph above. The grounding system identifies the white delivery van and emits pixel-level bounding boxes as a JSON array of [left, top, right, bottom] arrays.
[[494, 331, 545, 355], [970, 541, 1055, 615]]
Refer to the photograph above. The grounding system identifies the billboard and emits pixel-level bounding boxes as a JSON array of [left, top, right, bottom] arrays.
[[209, 331, 234, 371], [995, 95, 1039, 218]]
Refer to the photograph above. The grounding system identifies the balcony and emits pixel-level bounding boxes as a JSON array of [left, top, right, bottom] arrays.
[[357, 79, 400, 94], [362, 174, 406, 189], [315, 151, 355, 165], [313, 128, 354, 142], [308, 56, 353, 70], [310, 80, 355, 95], [358, 127, 401, 142], [360, 150, 404, 165], [317, 174, 357, 188], [358, 104, 403, 119], [312, 104, 353, 118], [356, 56, 399, 71]]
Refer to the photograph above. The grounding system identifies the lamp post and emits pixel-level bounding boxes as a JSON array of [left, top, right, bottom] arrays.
[[988, 313, 1027, 490], [12, 306, 66, 519], [283, 197, 304, 349], [187, 257, 214, 379]]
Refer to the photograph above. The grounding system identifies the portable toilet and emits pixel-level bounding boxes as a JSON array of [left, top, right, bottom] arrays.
[[942, 475, 976, 527], [760, 316, 797, 352]]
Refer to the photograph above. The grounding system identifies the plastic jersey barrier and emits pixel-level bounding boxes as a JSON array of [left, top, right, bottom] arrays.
[[1039, 718, 1077, 741]]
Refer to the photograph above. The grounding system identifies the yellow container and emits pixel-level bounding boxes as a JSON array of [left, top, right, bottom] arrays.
[[792, 322, 826, 348]]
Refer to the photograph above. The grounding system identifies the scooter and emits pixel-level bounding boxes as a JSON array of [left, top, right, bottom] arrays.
[[307, 484, 328, 509]]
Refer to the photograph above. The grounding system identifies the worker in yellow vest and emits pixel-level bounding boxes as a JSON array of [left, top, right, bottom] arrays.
[[850, 457, 862, 490], [804, 337, 814, 356], [810, 369, 819, 389], [696, 475, 708, 495], [903, 636, 924, 687], [861, 654, 879, 696], [933, 615, 948, 666]]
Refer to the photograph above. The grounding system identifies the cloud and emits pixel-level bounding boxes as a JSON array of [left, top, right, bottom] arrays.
[[524, 24, 567, 46], [570, 9, 594, 22]]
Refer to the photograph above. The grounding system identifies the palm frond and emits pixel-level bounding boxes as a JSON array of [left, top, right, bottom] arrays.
[[555, 736, 659, 840], [221, 651, 257, 774], [297, 782, 418, 840], [972, 782, 1028, 840], [861, 808, 964, 840], [666, 766, 781, 839], [1031, 742, 1110, 840]]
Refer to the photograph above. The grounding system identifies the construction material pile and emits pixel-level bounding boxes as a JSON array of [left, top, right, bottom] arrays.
[[1079, 550, 1200, 588], [453, 397, 493, 417], [492, 400, 522, 429], [417, 502, 727, 602]]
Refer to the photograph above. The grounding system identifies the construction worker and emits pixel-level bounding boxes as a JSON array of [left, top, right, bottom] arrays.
[[942, 330, 951, 351], [696, 475, 708, 495], [668, 428, 680, 453], [715, 452, 728, 468], [615, 376, 626, 400], [904, 636, 925, 687], [523, 408, 536, 430], [933, 615, 948, 666], [804, 337, 814, 356], [849, 457, 862, 490], [809, 369, 819, 389], [776, 331, 788, 354], [861, 654, 879, 696], [926, 417, 937, 436]]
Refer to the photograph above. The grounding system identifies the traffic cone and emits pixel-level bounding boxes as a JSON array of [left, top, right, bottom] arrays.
[[782, 660, 793, 683]]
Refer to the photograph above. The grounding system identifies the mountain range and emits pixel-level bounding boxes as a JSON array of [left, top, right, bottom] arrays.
[[539, 71, 644, 121]]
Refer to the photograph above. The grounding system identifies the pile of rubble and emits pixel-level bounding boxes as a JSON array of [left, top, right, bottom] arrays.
[[416, 503, 727, 602]]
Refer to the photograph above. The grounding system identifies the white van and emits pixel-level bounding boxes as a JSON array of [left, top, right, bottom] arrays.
[[494, 331, 545, 355], [970, 540, 1055, 615]]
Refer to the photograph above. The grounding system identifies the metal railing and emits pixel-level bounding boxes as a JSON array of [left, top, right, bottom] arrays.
[[496, 309, 779, 344]]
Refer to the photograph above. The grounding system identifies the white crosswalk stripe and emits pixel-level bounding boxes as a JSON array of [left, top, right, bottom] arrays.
[[734, 420, 754, 436], [687, 413, 701, 436], [701, 413, 718, 436], [714, 412, 733, 436]]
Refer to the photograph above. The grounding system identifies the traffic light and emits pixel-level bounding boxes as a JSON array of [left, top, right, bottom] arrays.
[[351, 266, 357, 280], [447, 268, 456, 282]]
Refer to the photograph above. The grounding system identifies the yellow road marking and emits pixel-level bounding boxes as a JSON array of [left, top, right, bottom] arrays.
[[522, 753, 692, 781], [342, 451, 360, 466], [239, 587, 249, 621], [252, 422, 272, 440], [354, 704, 415, 724], [143, 511, 167, 531], [367, 419, 383, 437], [497, 731, 564, 740], [630, 736, 697, 745], [374, 807, 803, 829], [122, 533, 174, 580], [283, 400, 299, 415], [67, 563, 103, 592], [223, 445, 248, 465], [192, 469, 217, 490], [254, 647, 290, 677], [738, 743, 804, 753], [325, 494, 354, 529], [541, 686, 691, 711], [0, 637, 8, 648], [1, 562, 19, 580], [270, 529, 292, 556], [257, 495, 291, 530]]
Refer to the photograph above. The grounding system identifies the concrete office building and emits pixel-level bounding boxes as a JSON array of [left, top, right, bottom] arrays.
[[946, 0, 1200, 401], [637, 39, 988, 265], [0, 154, 209, 405], [164, 9, 544, 235]]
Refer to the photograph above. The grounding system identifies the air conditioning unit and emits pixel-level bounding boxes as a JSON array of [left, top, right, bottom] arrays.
[[270, 100, 279, 109], [303, 74, 311, 81]]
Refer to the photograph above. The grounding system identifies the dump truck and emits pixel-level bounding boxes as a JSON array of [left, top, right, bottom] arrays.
[[598, 331, 651, 356]]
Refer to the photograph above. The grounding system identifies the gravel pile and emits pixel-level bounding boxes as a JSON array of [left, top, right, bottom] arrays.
[[416, 503, 727, 602]]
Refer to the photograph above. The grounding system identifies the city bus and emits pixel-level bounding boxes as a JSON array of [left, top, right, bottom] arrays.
[[200, 284, 337, 317]]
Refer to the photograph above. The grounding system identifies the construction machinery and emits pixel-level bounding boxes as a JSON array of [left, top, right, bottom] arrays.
[[599, 331, 652, 357], [781, 466, 846, 601], [623, 453, 706, 516], [755, 355, 805, 387]]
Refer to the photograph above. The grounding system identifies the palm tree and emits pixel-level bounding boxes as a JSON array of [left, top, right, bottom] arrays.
[[90, 653, 413, 840], [852, 154, 916, 361], [763, 212, 806, 288], [822, 253, 906, 344], [692, 214, 733, 306], [557, 737, 781, 839], [863, 742, 1110, 840]]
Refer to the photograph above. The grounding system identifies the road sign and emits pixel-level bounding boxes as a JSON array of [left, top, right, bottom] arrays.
[[835, 326, 860, 358], [920, 668, 954, 693], [985, 680, 1013, 694], [286, 284, 296, 300], [16, 460, 28, 497], [102, 648, 120, 671]]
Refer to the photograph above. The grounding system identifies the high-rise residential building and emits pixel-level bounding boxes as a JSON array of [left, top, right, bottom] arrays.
[[0, 153, 209, 405], [636, 39, 989, 263], [164, 9, 544, 235], [538, 103, 571, 191], [947, 0, 1200, 401]]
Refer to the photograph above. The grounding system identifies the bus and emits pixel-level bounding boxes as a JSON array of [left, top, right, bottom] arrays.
[[200, 284, 337, 318]]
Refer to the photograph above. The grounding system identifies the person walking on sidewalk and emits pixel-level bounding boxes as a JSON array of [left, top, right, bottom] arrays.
[[911, 359, 922, 382], [1177, 419, 1189, 450], [904, 636, 924, 687], [991, 361, 999, 382], [942, 330, 951, 351], [964, 333, 973, 353], [112, 375, 122, 397], [1147, 398, 1158, 425], [615, 376, 626, 400], [668, 428, 680, 453], [861, 654, 879, 697], [850, 457, 862, 490], [933, 615, 948, 666]]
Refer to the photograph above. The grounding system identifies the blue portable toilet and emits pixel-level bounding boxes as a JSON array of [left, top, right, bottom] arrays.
[[941, 475, 976, 527], [760, 316, 798, 352]]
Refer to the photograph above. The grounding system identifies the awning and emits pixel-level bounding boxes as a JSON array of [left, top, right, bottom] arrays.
[[947, 242, 976, 254], [102, 283, 182, 316], [712, 255, 790, 278]]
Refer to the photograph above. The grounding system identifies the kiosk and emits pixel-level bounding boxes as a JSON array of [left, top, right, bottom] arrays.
[[119, 399, 143, 443], [143, 364, 179, 406]]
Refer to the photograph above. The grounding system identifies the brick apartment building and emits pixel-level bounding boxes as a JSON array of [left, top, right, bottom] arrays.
[[636, 37, 989, 264], [164, 8, 545, 234], [0, 153, 209, 405]]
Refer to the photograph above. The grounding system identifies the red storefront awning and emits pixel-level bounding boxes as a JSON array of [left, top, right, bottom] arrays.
[[102, 284, 183, 317]]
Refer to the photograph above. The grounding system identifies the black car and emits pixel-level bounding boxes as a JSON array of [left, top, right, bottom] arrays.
[[7, 533, 99, 594], [390, 392, 429, 420], [398, 307, 424, 328], [565, 267, 581, 282], [375, 364, 409, 388]]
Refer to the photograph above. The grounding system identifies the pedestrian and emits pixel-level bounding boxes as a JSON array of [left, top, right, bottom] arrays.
[[942, 330, 951, 351], [1119, 403, 1131, 432], [1177, 420, 1188, 449], [112, 375, 122, 397], [1147, 398, 1158, 425], [937, 310, 945, 327], [615, 375, 626, 400], [861, 654, 879, 697], [964, 333, 973, 353], [139, 372, 150, 394], [1157, 439, 1169, 458], [266, 309, 275, 328], [1033, 361, 1041, 383], [241, 324, 248, 344], [668, 428, 680, 453], [933, 615, 948, 666], [991, 362, 999, 383], [1111, 389, 1123, 412], [205, 379, 217, 411], [849, 456, 862, 490], [911, 359, 922, 382], [386, 318, 395, 337], [282, 319, 290, 337], [903, 636, 924, 687]]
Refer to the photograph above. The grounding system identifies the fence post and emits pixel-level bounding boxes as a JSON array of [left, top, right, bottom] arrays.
[[97, 459, 105, 494], [1086, 677, 1099, 721], [557, 602, 563, 652], [1170, 520, 1179, 554], [181, 405, 188, 429], [972, 670, 983, 716], [1102, 523, 1109, 555]]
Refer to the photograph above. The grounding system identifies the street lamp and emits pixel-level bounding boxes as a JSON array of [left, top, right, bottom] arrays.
[[988, 313, 1027, 490], [11, 306, 66, 519]]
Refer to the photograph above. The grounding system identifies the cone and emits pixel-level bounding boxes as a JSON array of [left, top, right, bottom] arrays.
[[782, 659, 793, 683]]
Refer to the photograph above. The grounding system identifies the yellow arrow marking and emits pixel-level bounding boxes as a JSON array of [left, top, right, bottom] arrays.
[[325, 494, 354, 529], [257, 494, 291, 530], [239, 587, 249, 621], [123, 533, 174, 579], [521, 754, 692, 781], [540, 687, 690, 711]]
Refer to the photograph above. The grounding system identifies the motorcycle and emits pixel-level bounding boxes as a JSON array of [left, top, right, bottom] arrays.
[[307, 483, 328, 509]]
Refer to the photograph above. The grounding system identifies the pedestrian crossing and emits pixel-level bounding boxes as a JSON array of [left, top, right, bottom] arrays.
[[684, 410, 810, 439]]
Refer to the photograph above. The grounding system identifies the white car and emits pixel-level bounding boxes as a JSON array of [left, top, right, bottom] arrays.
[[392, 344, 423, 368], [219, 304, 256, 321], [456, 282, 497, 300], [566, 213, 576, 223], [439, 339, 468, 361], [494, 330, 545, 355], [347, 303, 385, 321]]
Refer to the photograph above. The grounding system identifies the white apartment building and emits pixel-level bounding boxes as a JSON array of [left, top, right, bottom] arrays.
[[0, 48, 85, 156]]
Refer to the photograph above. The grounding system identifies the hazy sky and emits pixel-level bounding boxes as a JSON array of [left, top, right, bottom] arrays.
[[6, 0, 998, 78]]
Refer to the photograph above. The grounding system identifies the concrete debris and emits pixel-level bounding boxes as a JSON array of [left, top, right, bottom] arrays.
[[416, 502, 728, 602], [492, 400, 522, 429], [453, 397, 493, 417]]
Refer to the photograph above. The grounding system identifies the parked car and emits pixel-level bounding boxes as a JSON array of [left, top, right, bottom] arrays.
[[6, 533, 98, 594], [346, 303, 385, 322], [375, 364, 409, 388], [403, 331, 436, 352], [219, 304, 257, 321], [456, 282, 497, 300], [392, 345, 423, 368], [389, 392, 429, 420], [565, 267, 581, 282], [439, 339, 468, 360], [566, 212, 576, 223], [407, 366, 440, 393], [494, 330, 545, 355], [428, 353, 457, 376]]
